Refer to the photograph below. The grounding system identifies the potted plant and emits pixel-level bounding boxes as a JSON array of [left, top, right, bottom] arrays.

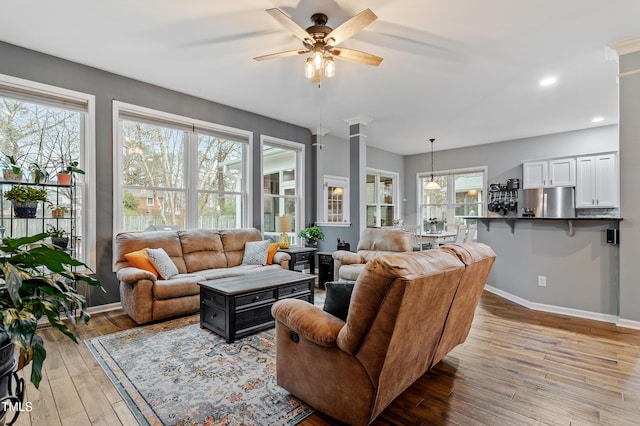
[[0, 233, 102, 418], [48, 203, 69, 219], [56, 161, 85, 186], [30, 163, 49, 184], [3, 185, 48, 218], [298, 225, 325, 247], [2, 155, 23, 182], [47, 225, 69, 249]]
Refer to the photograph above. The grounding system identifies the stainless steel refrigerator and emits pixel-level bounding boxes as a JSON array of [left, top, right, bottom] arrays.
[[521, 187, 575, 218]]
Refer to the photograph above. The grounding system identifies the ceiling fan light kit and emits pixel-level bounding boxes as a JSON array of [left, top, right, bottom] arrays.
[[254, 8, 383, 84]]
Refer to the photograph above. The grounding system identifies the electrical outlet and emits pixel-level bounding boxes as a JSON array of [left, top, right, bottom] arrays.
[[537, 276, 547, 287]]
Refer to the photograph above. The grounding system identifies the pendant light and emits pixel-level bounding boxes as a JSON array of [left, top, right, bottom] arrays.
[[425, 138, 441, 190]]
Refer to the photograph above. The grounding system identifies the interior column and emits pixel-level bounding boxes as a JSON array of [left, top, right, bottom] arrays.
[[345, 116, 372, 234]]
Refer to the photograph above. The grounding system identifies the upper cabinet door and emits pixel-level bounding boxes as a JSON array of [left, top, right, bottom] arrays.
[[523, 161, 548, 188], [548, 158, 576, 187], [575, 153, 618, 208], [594, 154, 618, 207]]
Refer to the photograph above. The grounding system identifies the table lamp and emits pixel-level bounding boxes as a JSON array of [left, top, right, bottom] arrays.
[[275, 215, 292, 248]]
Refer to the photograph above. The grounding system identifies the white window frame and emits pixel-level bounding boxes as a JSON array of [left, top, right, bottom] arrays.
[[366, 168, 399, 228], [260, 135, 305, 242], [112, 101, 253, 236], [417, 166, 487, 228], [318, 175, 350, 226], [0, 73, 96, 269]]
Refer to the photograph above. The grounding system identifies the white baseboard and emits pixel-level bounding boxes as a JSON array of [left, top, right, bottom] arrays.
[[484, 285, 620, 325], [616, 318, 640, 330], [87, 302, 123, 315]]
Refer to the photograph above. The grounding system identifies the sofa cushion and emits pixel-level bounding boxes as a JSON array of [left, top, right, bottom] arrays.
[[242, 240, 271, 265], [114, 230, 187, 274], [221, 228, 262, 267], [147, 248, 179, 279], [124, 248, 159, 278], [153, 275, 201, 300], [179, 229, 227, 272], [323, 281, 355, 321]]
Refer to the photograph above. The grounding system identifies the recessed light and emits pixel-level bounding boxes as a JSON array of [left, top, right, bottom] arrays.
[[591, 116, 604, 123], [539, 77, 557, 86]]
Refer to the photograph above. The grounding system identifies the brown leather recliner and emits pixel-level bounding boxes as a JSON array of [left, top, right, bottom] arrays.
[[332, 228, 415, 282], [271, 243, 496, 425]]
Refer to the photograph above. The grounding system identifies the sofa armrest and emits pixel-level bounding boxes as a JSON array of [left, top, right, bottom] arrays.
[[116, 266, 156, 284], [332, 250, 363, 265], [271, 299, 345, 347], [272, 251, 291, 265]]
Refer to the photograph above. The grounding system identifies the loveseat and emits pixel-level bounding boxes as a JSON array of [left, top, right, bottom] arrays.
[[114, 228, 290, 324], [271, 243, 495, 425], [332, 228, 414, 281]]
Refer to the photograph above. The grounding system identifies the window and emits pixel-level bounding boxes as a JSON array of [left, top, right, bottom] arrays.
[[323, 175, 349, 224], [114, 102, 250, 233], [366, 170, 398, 228], [418, 168, 486, 232], [0, 74, 95, 267], [262, 136, 304, 244]]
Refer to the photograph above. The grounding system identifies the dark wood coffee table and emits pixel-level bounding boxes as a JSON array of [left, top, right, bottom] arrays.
[[199, 269, 315, 343]]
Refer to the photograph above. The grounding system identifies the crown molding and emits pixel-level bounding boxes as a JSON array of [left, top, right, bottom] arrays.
[[310, 127, 330, 136], [609, 35, 640, 56], [344, 115, 373, 126]]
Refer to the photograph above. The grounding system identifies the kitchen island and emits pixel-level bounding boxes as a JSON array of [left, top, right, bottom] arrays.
[[472, 216, 620, 324]]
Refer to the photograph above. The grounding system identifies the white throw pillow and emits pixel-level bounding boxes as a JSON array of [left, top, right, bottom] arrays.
[[146, 248, 179, 279], [242, 240, 271, 266]]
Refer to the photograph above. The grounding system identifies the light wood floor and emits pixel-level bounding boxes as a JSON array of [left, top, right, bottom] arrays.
[[11, 291, 640, 426]]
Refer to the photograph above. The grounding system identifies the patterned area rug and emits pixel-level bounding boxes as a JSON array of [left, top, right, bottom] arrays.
[[86, 293, 325, 426]]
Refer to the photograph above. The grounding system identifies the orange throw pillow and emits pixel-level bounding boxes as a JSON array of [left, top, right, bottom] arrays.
[[267, 243, 279, 265], [124, 248, 159, 278]]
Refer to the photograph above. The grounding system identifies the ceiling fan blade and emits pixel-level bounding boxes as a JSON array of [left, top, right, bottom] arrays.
[[325, 8, 377, 46], [254, 49, 308, 61], [266, 8, 315, 45], [330, 47, 383, 66]]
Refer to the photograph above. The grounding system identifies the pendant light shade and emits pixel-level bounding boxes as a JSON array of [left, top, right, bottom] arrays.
[[426, 138, 441, 190]]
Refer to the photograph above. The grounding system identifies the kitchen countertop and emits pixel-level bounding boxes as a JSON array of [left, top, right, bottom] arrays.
[[464, 216, 621, 235], [468, 216, 622, 220]]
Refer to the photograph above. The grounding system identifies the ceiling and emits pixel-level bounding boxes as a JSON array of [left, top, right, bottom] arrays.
[[2, 0, 638, 155]]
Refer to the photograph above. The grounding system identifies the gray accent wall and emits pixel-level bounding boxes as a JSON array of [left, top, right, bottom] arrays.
[[618, 50, 640, 323], [316, 137, 404, 254], [404, 125, 621, 318], [0, 41, 311, 306]]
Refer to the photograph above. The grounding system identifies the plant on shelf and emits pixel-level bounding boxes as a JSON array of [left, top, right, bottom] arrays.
[[47, 224, 69, 249], [48, 203, 69, 218], [30, 162, 50, 184], [298, 225, 325, 247], [57, 160, 85, 186], [0, 233, 102, 397], [3, 185, 48, 218], [2, 154, 24, 181]]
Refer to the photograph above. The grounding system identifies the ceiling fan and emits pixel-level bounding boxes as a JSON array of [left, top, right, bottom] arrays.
[[254, 8, 383, 83]]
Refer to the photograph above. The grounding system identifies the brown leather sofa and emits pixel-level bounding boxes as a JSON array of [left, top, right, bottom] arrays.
[[114, 228, 290, 324], [332, 228, 415, 281], [271, 243, 495, 425]]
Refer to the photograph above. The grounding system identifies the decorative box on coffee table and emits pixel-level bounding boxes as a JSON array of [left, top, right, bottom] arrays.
[[199, 269, 315, 343]]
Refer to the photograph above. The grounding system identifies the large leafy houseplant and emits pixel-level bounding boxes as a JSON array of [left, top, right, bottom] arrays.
[[0, 233, 102, 388]]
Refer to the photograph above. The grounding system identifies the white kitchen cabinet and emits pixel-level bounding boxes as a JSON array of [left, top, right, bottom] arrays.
[[575, 153, 618, 208], [523, 158, 575, 188]]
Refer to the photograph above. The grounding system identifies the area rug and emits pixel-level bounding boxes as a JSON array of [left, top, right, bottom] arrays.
[[86, 293, 325, 426]]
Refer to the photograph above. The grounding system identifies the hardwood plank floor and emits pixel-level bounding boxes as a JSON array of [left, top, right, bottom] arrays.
[[11, 291, 640, 425]]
